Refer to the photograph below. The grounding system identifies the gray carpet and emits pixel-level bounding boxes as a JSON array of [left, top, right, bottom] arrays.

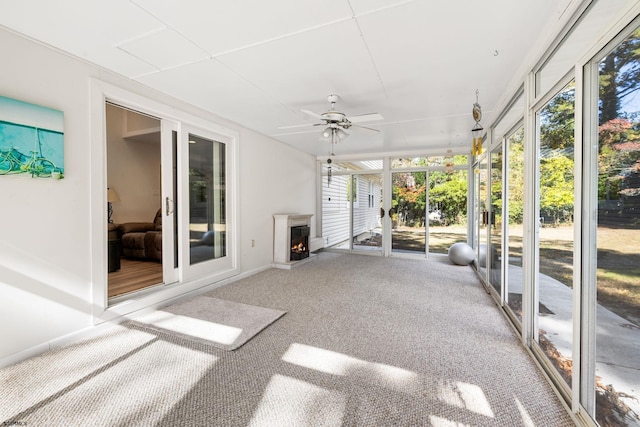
[[132, 296, 286, 350], [0, 252, 575, 426]]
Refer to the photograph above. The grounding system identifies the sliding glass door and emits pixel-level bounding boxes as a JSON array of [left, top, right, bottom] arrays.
[[506, 126, 525, 321], [321, 157, 468, 258], [391, 171, 426, 255], [535, 81, 575, 391], [390, 156, 468, 257], [489, 145, 503, 296], [182, 125, 234, 280], [477, 156, 489, 280], [321, 160, 384, 254], [352, 173, 383, 254], [588, 25, 640, 425]]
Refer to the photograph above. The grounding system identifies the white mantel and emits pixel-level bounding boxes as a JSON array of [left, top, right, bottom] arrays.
[[273, 213, 314, 269]]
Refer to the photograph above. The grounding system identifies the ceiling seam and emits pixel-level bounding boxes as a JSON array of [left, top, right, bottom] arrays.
[[348, 1, 407, 144], [129, 0, 214, 58]]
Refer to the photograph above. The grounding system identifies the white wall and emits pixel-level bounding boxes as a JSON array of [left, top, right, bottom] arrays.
[[237, 126, 318, 273], [0, 28, 316, 366]]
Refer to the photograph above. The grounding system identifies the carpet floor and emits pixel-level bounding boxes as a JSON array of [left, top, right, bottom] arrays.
[[0, 252, 575, 426]]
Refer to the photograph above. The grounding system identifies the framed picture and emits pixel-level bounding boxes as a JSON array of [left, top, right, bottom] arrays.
[[0, 96, 64, 179]]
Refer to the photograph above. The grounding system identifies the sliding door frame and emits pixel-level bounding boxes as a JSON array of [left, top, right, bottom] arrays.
[[90, 79, 238, 324]]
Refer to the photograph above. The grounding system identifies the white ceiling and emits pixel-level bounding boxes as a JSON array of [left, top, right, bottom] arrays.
[[0, 0, 571, 157]]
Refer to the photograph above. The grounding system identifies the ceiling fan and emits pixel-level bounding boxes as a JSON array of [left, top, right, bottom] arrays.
[[280, 94, 383, 143]]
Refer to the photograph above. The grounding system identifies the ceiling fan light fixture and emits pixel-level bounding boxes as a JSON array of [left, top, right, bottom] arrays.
[[322, 127, 332, 138], [336, 128, 348, 141]]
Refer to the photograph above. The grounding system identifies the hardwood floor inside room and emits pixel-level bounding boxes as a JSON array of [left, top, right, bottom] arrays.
[[108, 258, 163, 298]]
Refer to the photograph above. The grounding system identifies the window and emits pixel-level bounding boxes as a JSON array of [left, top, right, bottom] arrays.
[[535, 81, 576, 391], [592, 24, 640, 425], [188, 133, 226, 265]]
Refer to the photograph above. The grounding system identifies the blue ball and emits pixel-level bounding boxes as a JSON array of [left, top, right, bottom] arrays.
[[448, 242, 475, 265]]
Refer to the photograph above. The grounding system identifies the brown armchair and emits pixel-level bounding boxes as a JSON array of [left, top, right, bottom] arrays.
[[118, 209, 162, 261]]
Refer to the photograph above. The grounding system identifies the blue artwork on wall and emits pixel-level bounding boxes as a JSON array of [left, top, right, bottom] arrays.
[[0, 96, 64, 179]]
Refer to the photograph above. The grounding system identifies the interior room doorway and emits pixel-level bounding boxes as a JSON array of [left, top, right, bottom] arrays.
[[106, 103, 177, 299]]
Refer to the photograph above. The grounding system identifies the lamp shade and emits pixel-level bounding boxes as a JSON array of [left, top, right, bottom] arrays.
[[107, 187, 120, 203]]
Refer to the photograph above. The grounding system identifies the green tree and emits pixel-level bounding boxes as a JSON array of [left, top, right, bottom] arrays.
[[540, 155, 575, 224], [392, 172, 426, 226], [597, 27, 640, 214], [539, 83, 575, 225], [508, 129, 525, 224], [600, 28, 640, 123], [540, 84, 575, 150], [430, 171, 467, 224]]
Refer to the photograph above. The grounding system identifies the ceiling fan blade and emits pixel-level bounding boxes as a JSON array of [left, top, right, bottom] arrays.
[[301, 109, 323, 120], [271, 128, 325, 137], [278, 123, 317, 130], [350, 123, 380, 133], [347, 112, 384, 123]]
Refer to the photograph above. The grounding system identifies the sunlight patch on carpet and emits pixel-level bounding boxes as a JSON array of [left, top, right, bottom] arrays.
[[134, 311, 243, 345], [248, 374, 346, 427], [282, 343, 421, 394], [0, 329, 217, 425], [133, 296, 286, 350], [437, 381, 494, 418], [429, 415, 472, 426]]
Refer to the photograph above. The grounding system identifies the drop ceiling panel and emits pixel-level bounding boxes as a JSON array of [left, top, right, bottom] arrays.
[[117, 27, 209, 71], [0, 0, 165, 77], [396, 115, 474, 150], [0, 0, 569, 157], [131, 0, 354, 56], [137, 58, 304, 131], [217, 19, 386, 131], [349, 0, 424, 16]]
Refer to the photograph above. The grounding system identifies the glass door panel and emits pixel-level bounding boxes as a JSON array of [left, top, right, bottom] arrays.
[[594, 26, 640, 425], [322, 171, 384, 253], [536, 81, 575, 390], [428, 169, 468, 255], [352, 173, 383, 254], [392, 171, 426, 254], [181, 125, 234, 282], [489, 146, 503, 296], [188, 133, 226, 265], [322, 172, 352, 250], [477, 157, 489, 280], [506, 127, 525, 321]]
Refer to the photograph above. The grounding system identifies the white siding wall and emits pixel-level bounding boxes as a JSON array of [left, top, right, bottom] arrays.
[[322, 174, 381, 247], [322, 174, 349, 246]]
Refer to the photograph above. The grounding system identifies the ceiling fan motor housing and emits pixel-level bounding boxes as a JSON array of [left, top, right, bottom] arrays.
[[321, 110, 347, 123]]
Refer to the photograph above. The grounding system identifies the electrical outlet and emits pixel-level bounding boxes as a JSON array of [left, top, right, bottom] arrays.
[[251, 239, 255, 247]]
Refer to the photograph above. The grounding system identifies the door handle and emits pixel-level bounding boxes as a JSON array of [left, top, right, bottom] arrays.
[[381, 208, 394, 218], [165, 197, 174, 216]]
